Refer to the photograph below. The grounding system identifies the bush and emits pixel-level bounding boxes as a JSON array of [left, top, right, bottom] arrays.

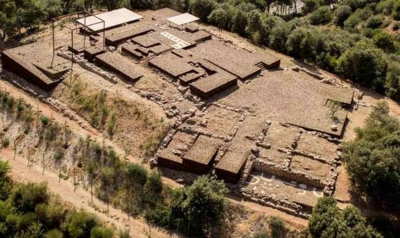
[[334, 5, 352, 27], [232, 10, 248, 36], [2, 138, 10, 148], [393, 21, 400, 30], [145, 176, 227, 236], [309, 6, 332, 25], [208, 8, 229, 29], [373, 31, 395, 52], [344, 8, 373, 31], [365, 15, 384, 29], [336, 41, 388, 91], [40, 116, 49, 126], [53, 150, 64, 161], [189, 0, 216, 22], [302, 0, 320, 14], [393, 1, 400, 20], [309, 197, 382, 238], [343, 101, 400, 210], [90, 226, 114, 238], [385, 62, 400, 101], [62, 210, 98, 238], [269, 216, 285, 238]]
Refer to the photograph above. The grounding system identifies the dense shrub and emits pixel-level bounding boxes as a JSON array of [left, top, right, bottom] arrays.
[[208, 8, 229, 29], [365, 14, 384, 28], [334, 5, 353, 27], [309, 197, 382, 238], [336, 41, 388, 91], [372, 31, 396, 51], [189, 0, 216, 22], [343, 101, 400, 210], [0, 160, 114, 238], [145, 176, 227, 236], [385, 62, 400, 103], [376, 0, 397, 16], [302, 0, 320, 14], [309, 6, 332, 25], [344, 8, 373, 31], [393, 1, 400, 20]]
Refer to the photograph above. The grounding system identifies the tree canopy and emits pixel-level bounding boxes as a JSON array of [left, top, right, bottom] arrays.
[[0, 160, 115, 238], [309, 197, 382, 238], [343, 101, 400, 211]]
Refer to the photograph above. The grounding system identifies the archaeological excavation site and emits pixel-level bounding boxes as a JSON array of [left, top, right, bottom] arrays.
[[1, 7, 366, 220]]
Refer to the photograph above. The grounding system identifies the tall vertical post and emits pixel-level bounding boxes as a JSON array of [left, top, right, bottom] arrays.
[[51, 21, 55, 68], [83, 12, 86, 49], [103, 21, 105, 50], [71, 30, 74, 69]]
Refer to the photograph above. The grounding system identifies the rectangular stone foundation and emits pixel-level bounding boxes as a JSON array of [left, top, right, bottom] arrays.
[[2, 51, 60, 91]]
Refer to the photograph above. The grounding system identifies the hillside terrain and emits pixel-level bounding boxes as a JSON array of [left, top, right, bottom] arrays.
[[0, 1, 400, 237]]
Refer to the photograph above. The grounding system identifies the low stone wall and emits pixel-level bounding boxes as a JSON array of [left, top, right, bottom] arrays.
[[253, 159, 327, 189], [57, 48, 118, 84], [240, 187, 310, 218]]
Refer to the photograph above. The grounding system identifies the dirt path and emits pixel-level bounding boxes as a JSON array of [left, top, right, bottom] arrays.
[[0, 149, 178, 238]]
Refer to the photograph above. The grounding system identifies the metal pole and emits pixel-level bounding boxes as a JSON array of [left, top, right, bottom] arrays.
[[84, 13, 86, 49], [103, 21, 105, 50], [51, 21, 55, 68], [71, 30, 74, 69]]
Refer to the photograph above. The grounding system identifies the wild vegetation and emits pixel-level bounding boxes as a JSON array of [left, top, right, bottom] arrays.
[[62, 76, 167, 158], [0, 87, 228, 236], [343, 101, 400, 211], [0, 160, 118, 238], [308, 197, 382, 238]]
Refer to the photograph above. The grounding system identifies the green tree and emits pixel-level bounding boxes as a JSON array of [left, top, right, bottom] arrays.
[[365, 15, 384, 29], [373, 31, 395, 52], [269, 21, 290, 52], [189, 0, 216, 22], [333, 5, 352, 27], [35, 202, 64, 229], [62, 210, 98, 238], [336, 41, 388, 91], [385, 62, 400, 101], [124, 163, 147, 215], [208, 8, 229, 30], [145, 170, 162, 195], [302, 0, 320, 14], [0, 161, 11, 200], [343, 101, 400, 210], [309, 197, 382, 238], [232, 10, 248, 36], [99, 167, 115, 212], [181, 176, 227, 234], [10, 182, 49, 213], [309, 6, 332, 25], [269, 216, 285, 238], [393, 0, 400, 20]]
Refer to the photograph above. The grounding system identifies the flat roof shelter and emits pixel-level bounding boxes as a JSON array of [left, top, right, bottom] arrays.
[[76, 8, 143, 32], [167, 13, 199, 29]]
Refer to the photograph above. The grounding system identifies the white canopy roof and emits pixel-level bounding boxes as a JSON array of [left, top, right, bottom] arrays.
[[77, 8, 143, 32], [167, 13, 199, 26]]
